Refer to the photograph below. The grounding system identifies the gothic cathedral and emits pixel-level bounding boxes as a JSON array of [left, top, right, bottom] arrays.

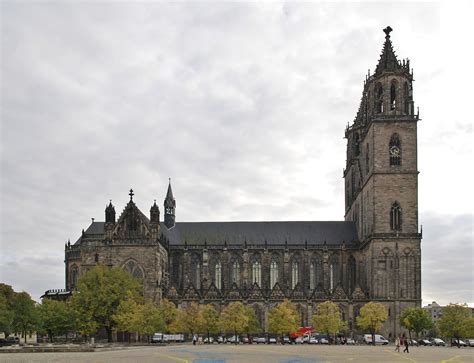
[[55, 27, 422, 338]]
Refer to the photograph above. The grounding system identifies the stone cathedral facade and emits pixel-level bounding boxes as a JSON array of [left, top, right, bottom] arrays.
[[61, 27, 422, 338]]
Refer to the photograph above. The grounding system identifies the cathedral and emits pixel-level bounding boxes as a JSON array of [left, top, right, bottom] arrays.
[[58, 27, 422, 338]]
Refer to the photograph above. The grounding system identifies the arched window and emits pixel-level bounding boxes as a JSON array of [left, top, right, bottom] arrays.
[[389, 133, 401, 166], [390, 202, 402, 231], [231, 260, 240, 286], [191, 254, 201, 289], [403, 82, 409, 114], [70, 265, 78, 289], [310, 261, 315, 290], [330, 255, 340, 291], [348, 256, 357, 294], [215, 261, 222, 290], [375, 83, 383, 113], [270, 260, 278, 288], [252, 261, 261, 287], [365, 143, 370, 174], [390, 80, 397, 110], [123, 260, 144, 280], [354, 133, 360, 156], [291, 260, 299, 289]]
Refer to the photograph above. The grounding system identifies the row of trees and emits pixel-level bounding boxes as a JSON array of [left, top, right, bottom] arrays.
[[1, 265, 473, 343]]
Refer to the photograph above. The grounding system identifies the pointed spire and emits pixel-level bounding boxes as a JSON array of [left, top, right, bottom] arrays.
[[105, 200, 116, 223], [165, 178, 174, 201], [150, 199, 160, 224], [375, 26, 402, 76], [164, 178, 176, 229]]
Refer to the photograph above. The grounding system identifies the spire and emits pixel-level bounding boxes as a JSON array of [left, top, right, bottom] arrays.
[[150, 199, 160, 224], [164, 178, 176, 229], [375, 26, 402, 76], [105, 200, 116, 223], [165, 178, 174, 201]]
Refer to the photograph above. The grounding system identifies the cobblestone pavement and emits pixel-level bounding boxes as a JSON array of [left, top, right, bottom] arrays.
[[1, 344, 472, 363]]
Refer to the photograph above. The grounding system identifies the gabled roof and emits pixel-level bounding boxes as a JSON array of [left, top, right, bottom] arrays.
[[162, 221, 358, 246]]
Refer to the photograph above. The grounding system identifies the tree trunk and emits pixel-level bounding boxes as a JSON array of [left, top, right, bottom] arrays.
[[106, 326, 113, 343]]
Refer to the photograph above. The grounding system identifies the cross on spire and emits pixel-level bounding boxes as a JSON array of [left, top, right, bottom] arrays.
[[383, 26, 393, 38], [129, 189, 134, 200]]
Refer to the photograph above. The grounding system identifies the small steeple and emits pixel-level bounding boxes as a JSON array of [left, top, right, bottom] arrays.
[[150, 199, 160, 224], [105, 200, 115, 223], [164, 178, 176, 229], [375, 26, 402, 76]]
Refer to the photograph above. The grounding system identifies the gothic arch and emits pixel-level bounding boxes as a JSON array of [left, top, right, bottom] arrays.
[[229, 255, 242, 287], [329, 253, 341, 291], [122, 259, 145, 281], [251, 254, 262, 287], [190, 253, 201, 290], [347, 255, 357, 294], [309, 254, 323, 291], [390, 202, 402, 231], [374, 82, 383, 113], [70, 264, 78, 289], [290, 254, 302, 290], [390, 79, 398, 110]]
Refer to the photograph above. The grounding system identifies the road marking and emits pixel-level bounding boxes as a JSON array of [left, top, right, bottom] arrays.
[[384, 349, 418, 363], [154, 352, 189, 363], [441, 356, 462, 363]]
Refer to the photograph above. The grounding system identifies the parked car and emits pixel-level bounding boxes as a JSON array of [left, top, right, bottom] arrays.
[[466, 339, 474, 347], [254, 337, 267, 344], [217, 336, 226, 344], [308, 337, 318, 344], [268, 337, 277, 344], [0, 337, 19, 346], [295, 336, 304, 344], [346, 338, 356, 345], [363, 334, 389, 345], [430, 338, 446, 346], [242, 336, 251, 344], [319, 337, 329, 344], [203, 337, 214, 344], [452, 339, 467, 347], [283, 336, 291, 344], [419, 339, 432, 346], [227, 335, 240, 344], [409, 339, 419, 346]]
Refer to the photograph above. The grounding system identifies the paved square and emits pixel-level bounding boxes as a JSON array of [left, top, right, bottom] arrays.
[[1, 344, 472, 363]]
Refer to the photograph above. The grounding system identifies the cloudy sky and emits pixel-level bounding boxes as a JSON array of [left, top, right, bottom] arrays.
[[1, 1, 472, 306]]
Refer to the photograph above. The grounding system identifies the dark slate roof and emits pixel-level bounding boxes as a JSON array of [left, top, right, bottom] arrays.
[[73, 221, 359, 247], [161, 221, 358, 246]]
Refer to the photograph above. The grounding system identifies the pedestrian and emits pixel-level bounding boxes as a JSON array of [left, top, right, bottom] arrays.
[[192, 334, 197, 346], [403, 337, 409, 353], [395, 336, 400, 352]]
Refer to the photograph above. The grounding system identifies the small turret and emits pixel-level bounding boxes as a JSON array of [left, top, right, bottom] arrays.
[[150, 200, 160, 224], [164, 178, 176, 229], [105, 200, 115, 223]]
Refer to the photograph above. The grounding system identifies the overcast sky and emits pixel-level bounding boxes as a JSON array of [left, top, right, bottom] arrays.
[[1, 1, 472, 306]]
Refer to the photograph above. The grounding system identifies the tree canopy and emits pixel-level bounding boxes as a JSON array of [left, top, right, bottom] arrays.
[[438, 304, 473, 340], [268, 299, 299, 338], [12, 292, 38, 343], [311, 301, 346, 340], [70, 265, 142, 342], [400, 307, 433, 339], [200, 304, 220, 339], [36, 299, 74, 342], [356, 302, 387, 345], [220, 302, 249, 339]]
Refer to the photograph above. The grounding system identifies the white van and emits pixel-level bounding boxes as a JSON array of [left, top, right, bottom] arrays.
[[364, 334, 389, 345]]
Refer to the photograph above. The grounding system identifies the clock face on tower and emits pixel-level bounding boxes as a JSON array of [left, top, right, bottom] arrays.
[[390, 145, 400, 157]]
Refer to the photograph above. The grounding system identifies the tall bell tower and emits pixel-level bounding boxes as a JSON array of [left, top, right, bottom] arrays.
[[344, 26, 422, 337]]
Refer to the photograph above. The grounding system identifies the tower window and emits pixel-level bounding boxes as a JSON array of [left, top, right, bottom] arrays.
[[310, 261, 315, 290], [191, 255, 201, 289], [390, 202, 402, 231], [375, 83, 383, 113], [354, 133, 360, 156], [389, 133, 401, 166], [390, 80, 397, 110], [403, 82, 410, 114], [270, 260, 278, 289], [70, 265, 78, 289]]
